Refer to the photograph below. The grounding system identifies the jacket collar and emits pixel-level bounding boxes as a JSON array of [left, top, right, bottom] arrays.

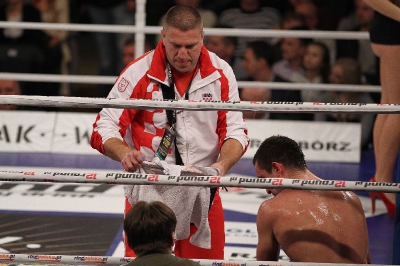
[[147, 41, 221, 92]]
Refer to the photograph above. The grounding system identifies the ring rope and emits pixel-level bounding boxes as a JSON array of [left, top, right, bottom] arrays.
[[1, 169, 399, 193], [0, 253, 388, 266], [0, 21, 369, 40], [0, 73, 381, 93], [0, 95, 397, 114]]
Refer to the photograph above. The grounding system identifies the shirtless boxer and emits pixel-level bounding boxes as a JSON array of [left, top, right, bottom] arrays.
[[253, 135, 371, 264]]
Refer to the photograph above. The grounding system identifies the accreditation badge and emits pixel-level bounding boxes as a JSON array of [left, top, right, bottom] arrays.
[[155, 127, 175, 160]]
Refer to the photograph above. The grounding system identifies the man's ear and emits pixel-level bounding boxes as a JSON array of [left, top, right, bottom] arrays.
[[271, 162, 283, 176], [161, 29, 166, 40]]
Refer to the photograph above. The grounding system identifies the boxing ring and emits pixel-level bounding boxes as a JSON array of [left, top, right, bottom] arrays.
[[0, 0, 399, 264]]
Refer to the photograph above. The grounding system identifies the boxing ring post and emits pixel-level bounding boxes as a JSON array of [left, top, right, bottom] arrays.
[[393, 155, 400, 265]]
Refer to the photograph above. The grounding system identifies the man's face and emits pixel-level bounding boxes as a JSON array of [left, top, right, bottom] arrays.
[[242, 48, 261, 79], [281, 38, 304, 62], [0, 80, 20, 110], [254, 162, 280, 196], [123, 44, 136, 67], [162, 26, 204, 73], [206, 36, 233, 62], [295, 3, 318, 29]]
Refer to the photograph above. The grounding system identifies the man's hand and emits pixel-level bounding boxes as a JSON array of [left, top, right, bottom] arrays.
[[121, 149, 145, 172], [104, 138, 145, 172], [211, 138, 244, 177]]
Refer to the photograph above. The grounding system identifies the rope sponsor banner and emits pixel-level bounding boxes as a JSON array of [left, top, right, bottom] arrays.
[[0, 169, 399, 193], [1, 95, 400, 113], [0, 253, 389, 266], [0, 110, 360, 162], [0, 166, 125, 213]]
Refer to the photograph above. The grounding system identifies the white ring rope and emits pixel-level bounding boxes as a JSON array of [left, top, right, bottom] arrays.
[[0, 253, 388, 266], [0, 95, 397, 113], [0, 21, 370, 40], [0, 169, 399, 193], [0, 73, 381, 93]]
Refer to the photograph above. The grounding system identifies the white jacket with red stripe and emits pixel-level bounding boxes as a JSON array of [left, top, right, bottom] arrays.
[[91, 42, 249, 168]]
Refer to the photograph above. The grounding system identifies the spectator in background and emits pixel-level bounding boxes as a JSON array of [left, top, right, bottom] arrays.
[[292, 41, 330, 104], [0, 0, 46, 98], [292, 0, 335, 66], [241, 41, 274, 119], [83, 0, 136, 97], [317, 0, 355, 31], [218, 0, 281, 59], [272, 27, 311, 82], [293, 0, 319, 30], [0, 80, 21, 110], [280, 11, 307, 30], [123, 201, 200, 266], [32, 0, 71, 97], [241, 41, 307, 121], [122, 37, 153, 69], [0, 0, 46, 51], [205, 25, 246, 80], [335, 0, 379, 87], [270, 11, 306, 56], [337, 0, 359, 31], [315, 57, 375, 149]]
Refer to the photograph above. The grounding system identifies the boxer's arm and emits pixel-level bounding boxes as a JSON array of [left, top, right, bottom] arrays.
[[256, 200, 280, 261]]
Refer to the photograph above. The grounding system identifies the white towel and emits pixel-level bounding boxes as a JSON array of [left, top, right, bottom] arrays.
[[124, 158, 212, 249]]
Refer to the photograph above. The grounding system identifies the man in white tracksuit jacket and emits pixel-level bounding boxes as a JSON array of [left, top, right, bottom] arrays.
[[91, 5, 249, 260]]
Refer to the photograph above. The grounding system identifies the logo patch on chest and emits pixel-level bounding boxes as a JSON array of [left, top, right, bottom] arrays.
[[118, 78, 129, 92], [202, 92, 213, 101]]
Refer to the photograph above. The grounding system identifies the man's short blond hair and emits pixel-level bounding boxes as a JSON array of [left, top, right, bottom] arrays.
[[163, 5, 203, 32]]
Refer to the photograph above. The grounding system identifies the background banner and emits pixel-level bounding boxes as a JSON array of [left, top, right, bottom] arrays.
[[0, 111, 361, 162]]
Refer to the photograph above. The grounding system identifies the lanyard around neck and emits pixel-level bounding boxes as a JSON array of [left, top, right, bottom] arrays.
[[161, 63, 190, 127]]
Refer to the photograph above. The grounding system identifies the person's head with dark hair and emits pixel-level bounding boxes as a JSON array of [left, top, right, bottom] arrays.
[[280, 26, 311, 68], [303, 41, 331, 83], [205, 24, 237, 63], [122, 36, 153, 67], [253, 135, 307, 174], [124, 201, 177, 256], [281, 11, 307, 29], [243, 41, 279, 72], [240, 41, 278, 118], [287, 26, 313, 46], [212, 24, 237, 47], [161, 5, 204, 73], [294, 0, 320, 29]]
